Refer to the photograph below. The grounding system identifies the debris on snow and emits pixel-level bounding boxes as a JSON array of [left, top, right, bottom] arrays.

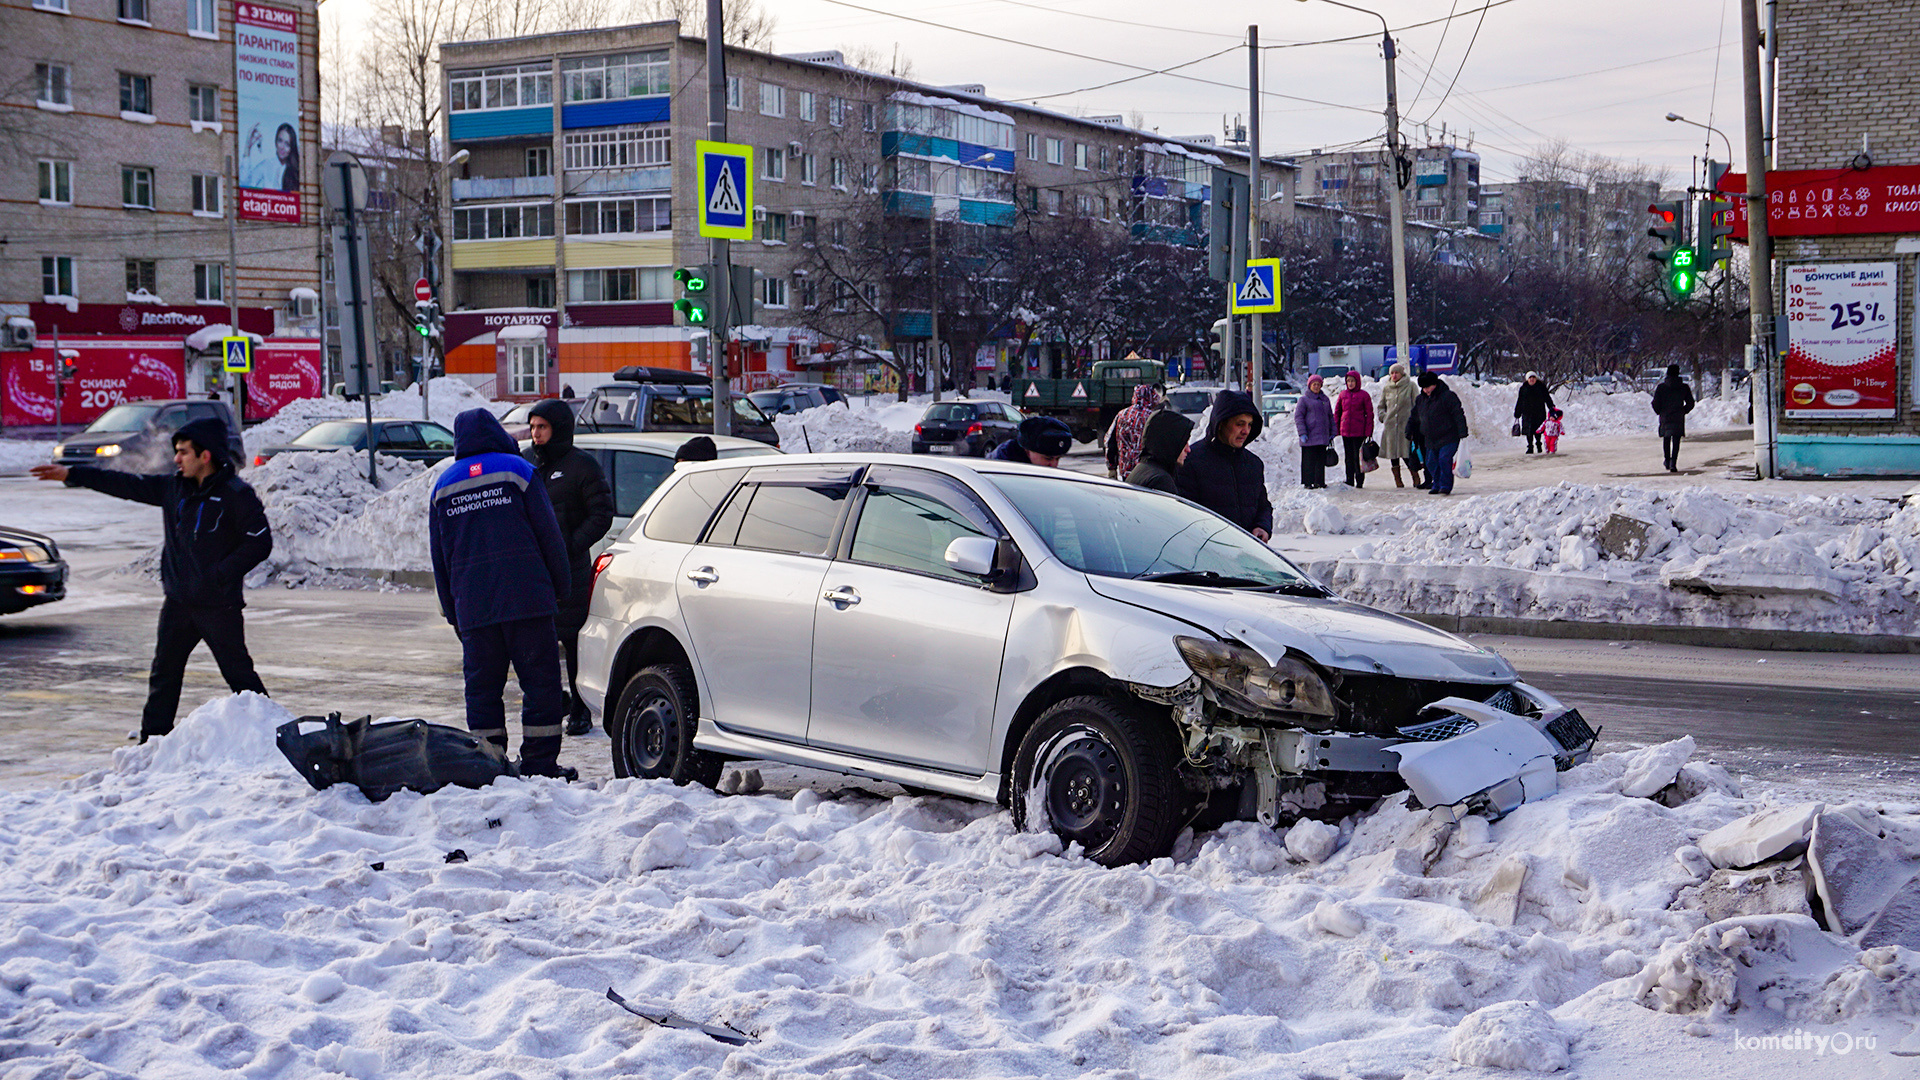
[[1450, 999, 1572, 1071], [1698, 803, 1823, 869]]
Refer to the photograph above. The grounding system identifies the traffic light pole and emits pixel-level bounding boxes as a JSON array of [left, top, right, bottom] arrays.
[[1247, 25, 1262, 396], [1740, 0, 1775, 478], [706, 0, 733, 437]]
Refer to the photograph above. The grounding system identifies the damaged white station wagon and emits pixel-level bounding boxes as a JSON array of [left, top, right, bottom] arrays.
[[577, 456, 1598, 866]]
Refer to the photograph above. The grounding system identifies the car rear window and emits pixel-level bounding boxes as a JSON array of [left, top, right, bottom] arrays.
[[925, 403, 976, 421], [641, 466, 748, 543], [610, 450, 674, 517]]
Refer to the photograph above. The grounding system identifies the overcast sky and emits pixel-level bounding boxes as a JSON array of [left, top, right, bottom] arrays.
[[332, 0, 1752, 188]]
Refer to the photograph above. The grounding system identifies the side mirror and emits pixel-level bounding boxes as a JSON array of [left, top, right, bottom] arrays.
[[943, 535, 998, 578]]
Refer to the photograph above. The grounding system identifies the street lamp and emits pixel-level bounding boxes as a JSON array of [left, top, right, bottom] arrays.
[[1665, 113, 1734, 168], [1298, 0, 1410, 373]]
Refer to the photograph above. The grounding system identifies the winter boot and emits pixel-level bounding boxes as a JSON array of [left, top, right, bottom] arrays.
[[1391, 461, 1405, 488]]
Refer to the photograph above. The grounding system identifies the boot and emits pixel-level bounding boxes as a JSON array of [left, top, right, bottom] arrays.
[[1391, 461, 1405, 487]]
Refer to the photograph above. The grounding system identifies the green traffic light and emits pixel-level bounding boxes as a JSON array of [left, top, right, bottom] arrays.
[[674, 299, 708, 324], [674, 267, 708, 292]]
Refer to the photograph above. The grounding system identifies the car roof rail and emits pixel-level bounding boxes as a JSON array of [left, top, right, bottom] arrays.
[[612, 365, 710, 386]]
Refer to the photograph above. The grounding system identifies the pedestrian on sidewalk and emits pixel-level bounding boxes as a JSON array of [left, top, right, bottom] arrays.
[[524, 399, 614, 737], [1333, 371, 1374, 488], [430, 408, 576, 780], [1105, 384, 1160, 479], [1125, 408, 1193, 494], [1177, 388, 1272, 540], [1294, 374, 1334, 490], [1652, 364, 1696, 473], [30, 417, 271, 742], [1375, 362, 1423, 488], [1407, 372, 1470, 495], [1539, 408, 1565, 454], [1515, 372, 1555, 454]]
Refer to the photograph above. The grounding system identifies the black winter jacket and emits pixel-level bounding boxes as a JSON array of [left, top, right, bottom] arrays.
[[1514, 380, 1555, 425], [1125, 409, 1193, 494], [524, 400, 614, 624], [66, 460, 271, 608], [1408, 382, 1470, 450], [1652, 377, 1696, 437], [1175, 389, 1272, 535]]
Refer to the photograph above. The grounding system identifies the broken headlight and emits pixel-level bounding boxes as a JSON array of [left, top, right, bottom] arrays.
[[1174, 636, 1336, 718]]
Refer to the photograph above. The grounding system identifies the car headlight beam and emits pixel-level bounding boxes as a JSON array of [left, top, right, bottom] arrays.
[[95, 444, 123, 457], [1174, 636, 1337, 718]]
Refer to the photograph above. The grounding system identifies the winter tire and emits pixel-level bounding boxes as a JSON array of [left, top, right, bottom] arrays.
[[1011, 695, 1181, 867], [610, 663, 722, 788]]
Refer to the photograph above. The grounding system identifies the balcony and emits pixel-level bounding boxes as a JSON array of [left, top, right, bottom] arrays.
[[452, 176, 555, 201], [568, 167, 671, 196]]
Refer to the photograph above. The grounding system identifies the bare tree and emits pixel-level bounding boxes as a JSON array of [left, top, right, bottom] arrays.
[[633, 0, 777, 50]]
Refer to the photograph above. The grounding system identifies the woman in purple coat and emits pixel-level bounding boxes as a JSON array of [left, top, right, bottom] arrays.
[[1294, 374, 1335, 489]]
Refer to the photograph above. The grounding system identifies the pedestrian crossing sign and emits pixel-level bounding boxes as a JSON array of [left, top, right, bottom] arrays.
[[221, 335, 252, 374], [696, 140, 753, 240], [1230, 258, 1283, 314]]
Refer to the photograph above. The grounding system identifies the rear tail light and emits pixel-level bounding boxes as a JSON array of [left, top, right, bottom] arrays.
[[965, 423, 983, 436], [592, 552, 615, 588], [913, 423, 923, 434], [252, 455, 267, 467]]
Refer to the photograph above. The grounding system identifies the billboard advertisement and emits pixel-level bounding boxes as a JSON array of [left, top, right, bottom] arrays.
[[1719, 165, 1920, 240], [243, 343, 325, 421], [235, 3, 302, 223], [2, 343, 186, 428], [1782, 262, 1898, 420]]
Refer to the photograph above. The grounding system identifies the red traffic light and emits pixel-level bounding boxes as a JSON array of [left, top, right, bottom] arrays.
[[1647, 204, 1675, 223]]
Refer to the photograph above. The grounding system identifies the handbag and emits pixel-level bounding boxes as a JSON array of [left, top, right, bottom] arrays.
[[1322, 445, 1339, 468], [1510, 420, 1524, 437], [1361, 439, 1380, 472]]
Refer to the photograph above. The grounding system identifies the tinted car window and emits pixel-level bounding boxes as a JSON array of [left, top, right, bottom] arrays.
[[850, 470, 998, 582], [294, 421, 367, 448], [420, 423, 455, 450], [642, 466, 749, 543], [610, 450, 674, 516], [924, 403, 977, 421], [186, 403, 222, 422], [380, 424, 423, 449], [731, 483, 849, 556], [650, 396, 700, 425], [154, 407, 187, 430], [85, 405, 161, 433]]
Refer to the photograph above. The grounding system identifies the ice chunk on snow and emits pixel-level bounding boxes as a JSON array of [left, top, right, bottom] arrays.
[[1661, 534, 1846, 599], [1302, 502, 1346, 535], [1858, 874, 1920, 952], [300, 970, 345, 1003], [1808, 811, 1920, 937], [1449, 1000, 1571, 1072], [1633, 914, 1854, 1016], [1673, 861, 1813, 922], [1309, 900, 1364, 937], [1610, 737, 1694, 799], [1698, 803, 1821, 869], [1284, 818, 1338, 864]]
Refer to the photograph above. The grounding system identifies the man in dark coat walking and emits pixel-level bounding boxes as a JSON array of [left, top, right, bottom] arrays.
[[1176, 388, 1272, 539], [31, 417, 271, 741], [1652, 364, 1696, 472], [1407, 373, 1470, 495], [431, 408, 575, 778], [1514, 372, 1555, 454], [1125, 409, 1193, 493], [524, 399, 614, 736]]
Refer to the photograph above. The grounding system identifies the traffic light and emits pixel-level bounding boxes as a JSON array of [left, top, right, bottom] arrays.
[[1647, 200, 1695, 301], [1209, 318, 1229, 358], [1697, 161, 1734, 272], [413, 300, 433, 339], [59, 356, 79, 382], [673, 266, 712, 325]]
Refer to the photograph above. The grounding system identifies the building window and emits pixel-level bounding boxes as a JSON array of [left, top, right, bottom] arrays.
[[452, 203, 556, 239], [191, 174, 221, 215], [37, 160, 72, 205], [800, 153, 816, 185], [448, 63, 553, 112], [1044, 189, 1062, 215], [122, 166, 154, 209], [827, 96, 846, 127], [1074, 143, 1087, 170], [563, 124, 670, 170], [566, 267, 671, 303], [798, 90, 815, 122], [829, 219, 846, 247], [829, 156, 846, 190], [118, 0, 148, 22], [561, 197, 667, 236], [559, 51, 669, 102], [125, 259, 157, 295], [860, 164, 877, 191], [761, 276, 787, 308], [509, 340, 544, 396], [119, 73, 153, 116], [759, 212, 787, 243], [1046, 138, 1063, 165], [41, 256, 76, 299], [36, 63, 71, 106], [759, 82, 784, 117], [763, 147, 785, 182], [526, 147, 551, 176], [726, 76, 742, 110], [34, 0, 69, 10], [188, 84, 219, 123], [799, 278, 817, 309], [526, 276, 554, 307], [862, 103, 877, 132], [187, 0, 214, 34], [194, 263, 223, 302], [800, 215, 817, 244], [1025, 133, 1039, 160]]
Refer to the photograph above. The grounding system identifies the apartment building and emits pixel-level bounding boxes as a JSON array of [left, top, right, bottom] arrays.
[[1296, 140, 1480, 226], [2, 0, 323, 429]]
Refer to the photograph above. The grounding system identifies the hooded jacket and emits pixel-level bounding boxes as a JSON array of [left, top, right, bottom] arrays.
[[1125, 408, 1194, 494], [524, 399, 615, 623], [1175, 389, 1272, 535], [1333, 382, 1374, 439], [1375, 365, 1416, 459], [1652, 372, 1695, 437], [63, 416, 271, 608], [430, 408, 570, 632], [1294, 386, 1335, 446], [1408, 378, 1470, 450], [1104, 384, 1160, 476]]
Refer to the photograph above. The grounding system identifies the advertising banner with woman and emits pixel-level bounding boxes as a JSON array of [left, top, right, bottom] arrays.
[[235, 2, 302, 222]]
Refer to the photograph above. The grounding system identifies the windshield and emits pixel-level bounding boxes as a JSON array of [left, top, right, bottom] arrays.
[[732, 396, 772, 425], [747, 390, 785, 412], [293, 421, 368, 448], [924, 403, 977, 421], [993, 474, 1318, 590], [85, 405, 161, 433], [502, 404, 532, 423], [1166, 391, 1212, 414]]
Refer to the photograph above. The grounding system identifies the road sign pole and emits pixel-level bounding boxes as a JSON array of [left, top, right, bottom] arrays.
[[1248, 24, 1262, 396], [707, 0, 732, 437]]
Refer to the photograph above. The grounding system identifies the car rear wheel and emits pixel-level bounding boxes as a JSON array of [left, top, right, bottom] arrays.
[[610, 663, 722, 788], [1011, 695, 1181, 867]]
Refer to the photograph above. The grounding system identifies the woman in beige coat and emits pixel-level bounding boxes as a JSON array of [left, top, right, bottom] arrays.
[[1374, 362, 1424, 488]]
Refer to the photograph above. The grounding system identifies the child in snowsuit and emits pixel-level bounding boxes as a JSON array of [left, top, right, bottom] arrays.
[[1538, 408, 1564, 454]]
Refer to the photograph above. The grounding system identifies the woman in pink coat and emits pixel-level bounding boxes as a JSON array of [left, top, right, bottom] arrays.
[[1333, 370, 1374, 487]]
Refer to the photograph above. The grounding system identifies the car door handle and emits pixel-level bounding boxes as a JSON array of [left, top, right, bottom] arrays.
[[821, 586, 860, 607], [686, 567, 719, 584]]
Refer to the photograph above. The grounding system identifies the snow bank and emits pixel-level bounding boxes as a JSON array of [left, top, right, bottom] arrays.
[[242, 449, 431, 582], [5, 717, 1917, 1078], [0, 437, 52, 474], [243, 377, 504, 458]]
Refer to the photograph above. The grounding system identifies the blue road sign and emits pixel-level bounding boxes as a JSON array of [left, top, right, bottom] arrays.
[[222, 335, 252, 374], [1230, 258, 1283, 314], [697, 140, 753, 241]]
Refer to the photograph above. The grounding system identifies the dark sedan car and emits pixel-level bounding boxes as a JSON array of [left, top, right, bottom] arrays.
[[911, 399, 1021, 456], [53, 400, 246, 473], [0, 526, 67, 615], [251, 418, 458, 466]]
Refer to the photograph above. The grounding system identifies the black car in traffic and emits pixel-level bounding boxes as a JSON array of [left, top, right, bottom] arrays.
[[0, 526, 67, 615], [251, 418, 459, 466], [911, 399, 1021, 456], [53, 400, 246, 473]]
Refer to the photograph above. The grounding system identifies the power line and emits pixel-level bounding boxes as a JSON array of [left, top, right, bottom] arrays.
[[1406, 0, 1463, 109], [1418, 0, 1491, 125], [985, 0, 1240, 41], [1258, 0, 1523, 50], [1016, 45, 1241, 104]]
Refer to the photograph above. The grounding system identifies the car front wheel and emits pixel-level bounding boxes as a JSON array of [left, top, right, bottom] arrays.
[[1011, 695, 1181, 866], [610, 663, 722, 788]]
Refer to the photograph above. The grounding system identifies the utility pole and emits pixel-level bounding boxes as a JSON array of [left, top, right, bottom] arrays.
[[706, 0, 733, 436], [1741, 0, 1775, 478], [1247, 25, 1263, 396], [1381, 24, 1410, 373], [929, 196, 941, 402]]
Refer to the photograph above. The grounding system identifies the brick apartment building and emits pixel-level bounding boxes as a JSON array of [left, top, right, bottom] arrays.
[[1, 0, 323, 430]]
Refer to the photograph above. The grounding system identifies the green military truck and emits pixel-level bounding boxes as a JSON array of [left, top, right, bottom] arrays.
[[1011, 359, 1165, 443]]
